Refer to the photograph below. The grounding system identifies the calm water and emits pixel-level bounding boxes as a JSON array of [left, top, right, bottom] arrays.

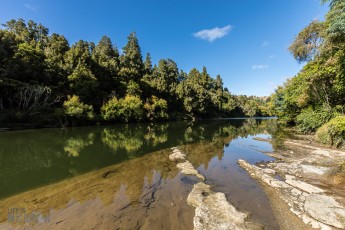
[[0, 118, 283, 229]]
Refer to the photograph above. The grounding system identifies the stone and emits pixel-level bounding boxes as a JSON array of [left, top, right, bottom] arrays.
[[290, 188, 302, 196], [169, 152, 186, 161], [262, 168, 276, 175], [285, 175, 296, 180], [188, 182, 248, 230], [300, 164, 329, 175], [270, 180, 290, 188], [312, 149, 330, 157], [176, 161, 205, 180], [187, 182, 212, 207], [304, 194, 345, 229], [285, 179, 325, 194]]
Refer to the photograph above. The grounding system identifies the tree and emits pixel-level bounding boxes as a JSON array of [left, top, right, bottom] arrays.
[[119, 32, 144, 82], [144, 96, 168, 121], [288, 20, 324, 63], [91, 36, 120, 98], [144, 52, 152, 74], [101, 95, 144, 122], [63, 95, 94, 120], [44, 33, 69, 87], [176, 68, 212, 118], [92, 35, 119, 74], [67, 64, 99, 104]]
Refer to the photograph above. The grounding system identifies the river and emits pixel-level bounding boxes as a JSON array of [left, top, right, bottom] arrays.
[[0, 118, 283, 229]]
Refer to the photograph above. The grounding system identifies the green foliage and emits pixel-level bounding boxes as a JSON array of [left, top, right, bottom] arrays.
[[0, 18, 270, 127], [63, 95, 94, 120], [126, 80, 142, 97], [67, 64, 99, 103], [316, 116, 345, 149], [144, 96, 168, 121], [92, 36, 119, 72], [296, 106, 333, 133], [270, 0, 345, 135], [101, 97, 121, 121], [119, 32, 144, 82], [288, 20, 324, 63], [101, 95, 144, 122]]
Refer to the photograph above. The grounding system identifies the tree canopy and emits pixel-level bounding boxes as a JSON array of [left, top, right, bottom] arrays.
[[0, 18, 269, 127], [270, 0, 345, 133]]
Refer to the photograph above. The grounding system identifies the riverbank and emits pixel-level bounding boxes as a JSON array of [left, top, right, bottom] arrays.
[[238, 136, 345, 229]]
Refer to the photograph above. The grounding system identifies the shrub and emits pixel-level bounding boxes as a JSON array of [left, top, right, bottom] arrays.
[[144, 96, 168, 121], [63, 95, 94, 120], [101, 95, 144, 122], [296, 106, 332, 133], [316, 116, 345, 149], [101, 97, 121, 121], [120, 95, 144, 122]]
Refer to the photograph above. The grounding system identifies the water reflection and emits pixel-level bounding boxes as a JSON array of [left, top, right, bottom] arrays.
[[64, 133, 95, 157], [0, 118, 282, 199], [0, 118, 284, 229]]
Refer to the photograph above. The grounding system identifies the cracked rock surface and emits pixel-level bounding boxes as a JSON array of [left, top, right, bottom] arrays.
[[238, 158, 345, 230], [169, 147, 255, 230]]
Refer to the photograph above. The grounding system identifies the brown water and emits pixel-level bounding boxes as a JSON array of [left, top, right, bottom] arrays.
[[0, 118, 282, 229]]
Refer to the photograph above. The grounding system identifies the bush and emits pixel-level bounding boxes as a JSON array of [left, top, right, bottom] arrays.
[[101, 97, 121, 121], [144, 96, 168, 121], [296, 106, 332, 133], [63, 95, 94, 120], [316, 116, 345, 149], [101, 95, 144, 122]]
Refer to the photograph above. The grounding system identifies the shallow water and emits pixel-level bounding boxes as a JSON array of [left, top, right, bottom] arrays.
[[0, 118, 282, 229]]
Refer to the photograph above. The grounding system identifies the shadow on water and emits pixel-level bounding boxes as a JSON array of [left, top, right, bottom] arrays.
[[0, 118, 287, 229]]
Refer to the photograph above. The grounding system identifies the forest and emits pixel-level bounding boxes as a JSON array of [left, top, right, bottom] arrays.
[[0, 19, 270, 127], [269, 0, 345, 149]]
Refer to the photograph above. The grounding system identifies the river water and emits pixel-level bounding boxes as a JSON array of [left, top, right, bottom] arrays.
[[0, 118, 283, 229]]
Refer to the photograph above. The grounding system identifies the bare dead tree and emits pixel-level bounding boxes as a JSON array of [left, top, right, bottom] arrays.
[[13, 84, 61, 115]]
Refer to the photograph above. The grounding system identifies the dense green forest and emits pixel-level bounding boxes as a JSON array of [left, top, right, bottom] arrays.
[[0, 19, 270, 127], [269, 0, 345, 148]]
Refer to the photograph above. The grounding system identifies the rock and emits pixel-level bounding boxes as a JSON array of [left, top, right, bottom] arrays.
[[300, 164, 329, 175], [188, 182, 248, 230], [187, 182, 212, 207], [291, 188, 302, 196], [285, 175, 296, 180], [304, 194, 345, 229], [176, 161, 205, 181], [270, 180, 291, 189], [285, 179, 325, 194], [262, 168, 276, 175], [312, 149, 330, 157], [169, 151, 186, 161]]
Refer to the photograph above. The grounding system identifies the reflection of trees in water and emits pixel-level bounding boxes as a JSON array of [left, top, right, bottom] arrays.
[[101, 126, 145, 155], [64, 133, 94, 157], [144, 123, 169, 147], [0, 118, 286, 199]]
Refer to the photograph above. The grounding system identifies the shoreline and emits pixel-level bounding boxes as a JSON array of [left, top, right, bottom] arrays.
[[0, 116, 274, 132], [238, 137, 345, 229]]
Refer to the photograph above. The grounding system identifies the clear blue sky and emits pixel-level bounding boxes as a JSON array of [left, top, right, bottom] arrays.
[[1, 0, 329, 96]]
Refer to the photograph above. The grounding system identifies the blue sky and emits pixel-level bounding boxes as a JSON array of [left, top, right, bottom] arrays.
[[1, 0, 329, 96]]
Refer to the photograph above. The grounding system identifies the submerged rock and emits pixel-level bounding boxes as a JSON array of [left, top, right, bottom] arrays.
[[169, 151, 186, 161], [176, 161, 205, 181], [170, 149, 257, 230], [188, 182, 248, 230]]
